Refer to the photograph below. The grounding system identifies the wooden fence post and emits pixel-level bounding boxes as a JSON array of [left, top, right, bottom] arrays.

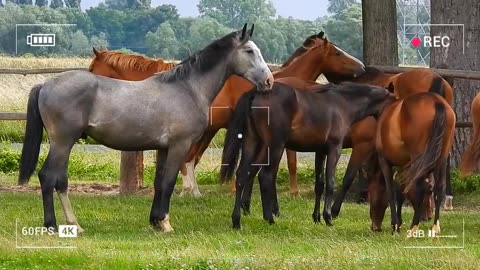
[[119, 151, 144, 194]]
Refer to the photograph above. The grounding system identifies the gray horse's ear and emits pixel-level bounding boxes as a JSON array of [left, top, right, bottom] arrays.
[[240, 23, 248, 40], [93, 47, 100, 57], [317, 31, 324, 38], [387, 82, 395, 93], [249, 24, 255, 37]]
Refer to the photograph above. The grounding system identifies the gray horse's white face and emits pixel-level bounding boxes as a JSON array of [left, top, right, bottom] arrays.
[[231, 40, 274, 91]]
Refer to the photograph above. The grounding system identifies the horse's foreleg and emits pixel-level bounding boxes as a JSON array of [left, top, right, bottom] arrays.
[[323, 145, 341, 226], [180, 144, 201, 197], [286, 150, 299, 196], [377, 152, 399, 234], [332, 142, 372, 218], [312, 152, 326, 224], [150, 141, 190, 232]]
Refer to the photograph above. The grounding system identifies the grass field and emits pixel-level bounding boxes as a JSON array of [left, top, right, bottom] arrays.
[[1, 185, 479, 269]]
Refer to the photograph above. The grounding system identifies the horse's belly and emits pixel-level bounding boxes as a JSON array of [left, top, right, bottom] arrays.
[[383, 139, 410, 166]]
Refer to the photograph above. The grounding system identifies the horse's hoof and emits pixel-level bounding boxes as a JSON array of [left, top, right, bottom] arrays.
[[443, 196, 453, 211], [312, 212, 321, 224], [407, 225, 419, 238], [267, 218, 275, 225], [159, 215, 174, 233], [391, 224, 401, 235], [331, 206, 340, 219], [232, 223, 241, 230], [323, 213, 333, 226], [431, 220, 441, 235], [179, 188, 202, 197], [371, 224, 382, 232], [273, 209, 281, 217]]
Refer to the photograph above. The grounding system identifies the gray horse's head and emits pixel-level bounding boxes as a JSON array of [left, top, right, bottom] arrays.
[[229, 24, 274, 91]]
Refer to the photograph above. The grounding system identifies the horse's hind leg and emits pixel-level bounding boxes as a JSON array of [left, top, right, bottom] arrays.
[[377, 152, 399, 234], [443, 156, 453, 210], [312, 152, 326, 224], [39, 142, 76, 231], [150, 141, 190, 232], [432, 161, 447, 235], [257, 145, 284, 225], [409, 176, 427, 234]]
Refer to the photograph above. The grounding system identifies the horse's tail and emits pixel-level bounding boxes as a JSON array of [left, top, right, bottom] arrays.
[[18, 84, 44, 185], [220, 89, 256, 182], [428, 76, 445, 99], [405, 102, 446, 193], [460, 126, 480, 176]]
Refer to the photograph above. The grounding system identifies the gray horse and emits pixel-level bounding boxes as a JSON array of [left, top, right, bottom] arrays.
[[18, 24, 273, 232]]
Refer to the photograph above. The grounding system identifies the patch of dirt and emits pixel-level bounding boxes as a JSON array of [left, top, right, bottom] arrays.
[[0, 183, 153, 196]]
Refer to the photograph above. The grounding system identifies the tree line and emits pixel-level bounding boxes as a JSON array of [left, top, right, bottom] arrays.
[[0, 0, 420, 64]]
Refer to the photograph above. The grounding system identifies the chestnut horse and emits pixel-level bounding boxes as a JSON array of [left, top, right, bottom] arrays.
[[324, 68, 455, 220], [375, 92, 455, 235], [460, 92, 480, 176], [89, 32, 366, 196], [220, 82, 395, 229]]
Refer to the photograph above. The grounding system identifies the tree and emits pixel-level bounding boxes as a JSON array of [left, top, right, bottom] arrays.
[[69, 30, 90, 56], [252, 19, 287, 63], [322, 4, 363, 60], [105, 0, 150, 10], [328, 0, 359, 16], [35, 0, 48, 7], [50, 0, 64, 8], [430, 0, 480, 167], [145, 22, 178, 58], [188, 17, 232, 52], [361, 0, 398, 66], [198, 0, 275, 28], [90, 32, 109, 50], [65, 0, 81, 8], [18, 0, 33, 5]]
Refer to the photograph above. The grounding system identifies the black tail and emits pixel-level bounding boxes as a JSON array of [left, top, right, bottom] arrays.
[[18, 84, 44, 185], [428, 77, 445, 99], [405, 103, 446, 192], [220, 89, 256, 182]]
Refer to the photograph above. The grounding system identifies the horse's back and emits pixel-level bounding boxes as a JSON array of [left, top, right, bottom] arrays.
[[391, 68, 453, 105]]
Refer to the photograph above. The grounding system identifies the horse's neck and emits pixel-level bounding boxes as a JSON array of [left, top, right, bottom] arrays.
[[188, 63, 231, 109], [274, 56, 322, 81]]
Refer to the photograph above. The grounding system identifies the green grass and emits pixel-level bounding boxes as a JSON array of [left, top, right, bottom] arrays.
[[1, 186, 479, 269]]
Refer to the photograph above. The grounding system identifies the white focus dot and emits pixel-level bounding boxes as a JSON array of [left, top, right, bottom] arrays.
[[237, 134, 243, 139]]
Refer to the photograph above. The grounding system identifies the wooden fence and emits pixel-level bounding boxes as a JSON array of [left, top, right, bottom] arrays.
[[1, 65, 479, 192]]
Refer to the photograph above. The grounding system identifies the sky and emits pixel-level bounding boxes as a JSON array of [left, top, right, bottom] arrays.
[[80, 0, 330, 21]]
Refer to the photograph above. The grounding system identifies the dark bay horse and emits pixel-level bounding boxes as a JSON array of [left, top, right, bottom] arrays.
[[220, 82, 395, 229], [375, 92, 455, 235], [18, 24, 274, 232]]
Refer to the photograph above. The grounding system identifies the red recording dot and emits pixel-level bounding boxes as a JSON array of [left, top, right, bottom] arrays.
[[411, 37, 421, 47]]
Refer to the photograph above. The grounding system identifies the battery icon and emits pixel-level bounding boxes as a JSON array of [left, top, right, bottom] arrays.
[[26, 33, 55, 47]]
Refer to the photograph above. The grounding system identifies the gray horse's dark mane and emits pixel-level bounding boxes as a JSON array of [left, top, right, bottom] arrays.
[[155, 30, 241, 82]]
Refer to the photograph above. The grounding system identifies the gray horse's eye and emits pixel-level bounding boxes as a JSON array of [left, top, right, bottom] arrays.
[[246, 49, 254, 54]]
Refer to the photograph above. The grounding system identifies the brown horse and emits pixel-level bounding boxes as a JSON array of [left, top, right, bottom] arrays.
[[460, 92, 480, 176], [375, 91, 455, 235], [89, 48, 176, 80]]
